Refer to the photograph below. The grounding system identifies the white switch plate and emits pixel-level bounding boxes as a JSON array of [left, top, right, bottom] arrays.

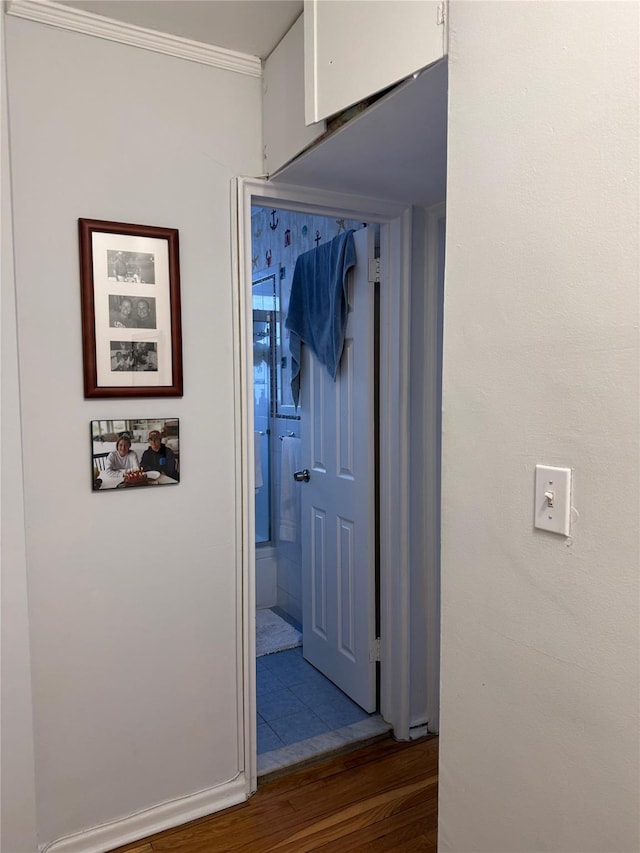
[[534, 465, 572, 536]]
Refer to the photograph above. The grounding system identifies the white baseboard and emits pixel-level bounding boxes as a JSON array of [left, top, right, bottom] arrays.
[[40, 774, 249, 853]]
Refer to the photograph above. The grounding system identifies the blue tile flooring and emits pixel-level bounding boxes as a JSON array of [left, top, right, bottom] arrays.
[[257, 646, 372, 755]]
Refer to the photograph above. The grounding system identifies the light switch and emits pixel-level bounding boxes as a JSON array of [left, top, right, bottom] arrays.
[[534, 465, 572, 536]]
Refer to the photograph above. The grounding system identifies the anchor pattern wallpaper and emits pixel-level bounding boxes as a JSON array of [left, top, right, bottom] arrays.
[[250, 206, 365, 412]]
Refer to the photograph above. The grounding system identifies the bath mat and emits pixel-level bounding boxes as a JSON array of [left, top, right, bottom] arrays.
[[256, 609, 302, 657]]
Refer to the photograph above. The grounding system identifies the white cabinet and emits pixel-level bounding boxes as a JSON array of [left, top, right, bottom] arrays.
[[263, 15, 326, 176], [262, 2, 447, 176], [304, 0, 446, 124]]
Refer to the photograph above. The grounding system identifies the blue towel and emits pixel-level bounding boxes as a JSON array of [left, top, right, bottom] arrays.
[[286, 230, 356, 407]]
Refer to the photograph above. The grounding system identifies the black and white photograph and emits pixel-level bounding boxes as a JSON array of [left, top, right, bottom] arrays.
[[108, 295, 157, 329], [110, 341, 158, 372], [79, 218, 182, 398], [107, 249, 156, 283], [91, 418, 179, 491]]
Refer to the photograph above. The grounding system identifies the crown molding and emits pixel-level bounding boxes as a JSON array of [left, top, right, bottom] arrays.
[[5, 0, 263, 77]]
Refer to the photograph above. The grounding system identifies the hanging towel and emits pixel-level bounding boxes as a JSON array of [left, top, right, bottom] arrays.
[[279, 436, 301, 542], [254, 432, 263, 492], [286, 229, 356, 407]]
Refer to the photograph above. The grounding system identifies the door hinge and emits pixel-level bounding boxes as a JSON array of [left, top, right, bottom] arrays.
[[368, 258, 380, 284], [369, 637, 381, 662], [437, 1, 446, 26]]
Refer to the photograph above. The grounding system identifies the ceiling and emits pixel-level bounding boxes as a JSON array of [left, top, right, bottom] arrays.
[[276, 59, 448, 208], [60, 0, 303, 59]]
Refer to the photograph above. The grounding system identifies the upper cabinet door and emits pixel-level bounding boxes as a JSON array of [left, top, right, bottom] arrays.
[[304, 0, 446, 124]]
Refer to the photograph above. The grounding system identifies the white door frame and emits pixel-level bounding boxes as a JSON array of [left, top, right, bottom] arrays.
[[232, 177, 414, 792], [423, 202, 445, 736]]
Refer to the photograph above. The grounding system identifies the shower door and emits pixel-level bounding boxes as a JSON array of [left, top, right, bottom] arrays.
[[253, 274, 278, 544]]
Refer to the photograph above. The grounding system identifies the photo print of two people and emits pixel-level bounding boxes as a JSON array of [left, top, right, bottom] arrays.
[[107, 251, 158, 373]]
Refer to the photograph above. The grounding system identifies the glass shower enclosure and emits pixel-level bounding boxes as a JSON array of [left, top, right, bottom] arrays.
[[253, 273, 278, 543]]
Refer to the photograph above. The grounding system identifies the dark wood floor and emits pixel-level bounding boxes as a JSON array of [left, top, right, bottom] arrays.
[[112, 735, 439, 853]]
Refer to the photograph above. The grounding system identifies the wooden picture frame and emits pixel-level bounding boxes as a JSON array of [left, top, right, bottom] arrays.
[[79, 218, 183, 398], [91, 418, 180, 491]]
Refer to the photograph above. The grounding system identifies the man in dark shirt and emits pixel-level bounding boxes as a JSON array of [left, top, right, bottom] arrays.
[[109, 297, 134, 328], [140, 430, 179, 481]]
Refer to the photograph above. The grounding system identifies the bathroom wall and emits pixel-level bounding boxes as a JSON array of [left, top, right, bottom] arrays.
[[250, 206, 363, 623]]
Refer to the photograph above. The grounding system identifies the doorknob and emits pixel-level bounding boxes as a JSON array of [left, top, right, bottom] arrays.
[[293, 469, 311, 483]]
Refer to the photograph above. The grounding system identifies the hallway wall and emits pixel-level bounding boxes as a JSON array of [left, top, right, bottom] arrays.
[[1, 11, 38, 852], [4, 3, 638, 852], [3, 15, 262, 849], [439, 3, 639, 851]]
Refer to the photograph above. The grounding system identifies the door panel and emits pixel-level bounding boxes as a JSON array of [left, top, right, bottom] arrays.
[[300, 226, 376, 712], [304, 0, 445, 124], [311, 506, 327, 636]]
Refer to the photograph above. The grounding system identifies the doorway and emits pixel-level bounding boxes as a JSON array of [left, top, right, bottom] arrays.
[[235, 177, 439, 792], [249, 207, 390, 774]]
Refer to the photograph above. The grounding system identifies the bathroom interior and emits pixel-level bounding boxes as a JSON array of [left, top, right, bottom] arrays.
[[251, 204, 390, 776]]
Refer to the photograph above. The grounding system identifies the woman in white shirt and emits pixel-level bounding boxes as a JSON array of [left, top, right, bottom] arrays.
[[105, 435, 139, 477]]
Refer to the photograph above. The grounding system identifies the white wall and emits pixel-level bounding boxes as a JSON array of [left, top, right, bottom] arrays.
[[4, 16, 262, 849], [1, 12, 38, 852], [439, 3, 639, 852]]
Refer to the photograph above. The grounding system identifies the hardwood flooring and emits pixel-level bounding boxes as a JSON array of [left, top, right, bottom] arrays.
[[112, 735, 438, 853]]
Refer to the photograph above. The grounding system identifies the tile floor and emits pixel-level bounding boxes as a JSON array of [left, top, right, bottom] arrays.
[[256, 645, 391, 776]]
